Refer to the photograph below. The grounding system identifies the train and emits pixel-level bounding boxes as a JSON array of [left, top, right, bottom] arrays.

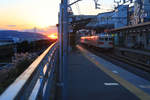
[[80, 33, 114, 49]]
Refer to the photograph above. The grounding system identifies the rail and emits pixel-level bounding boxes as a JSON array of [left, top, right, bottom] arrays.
[[0, 42, 59, 100]]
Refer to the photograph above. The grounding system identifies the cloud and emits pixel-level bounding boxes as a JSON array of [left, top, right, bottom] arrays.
[[22, 25, 58, 35], [7, 25, 17, 27]]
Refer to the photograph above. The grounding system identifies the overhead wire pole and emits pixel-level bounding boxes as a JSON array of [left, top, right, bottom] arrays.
[[58, 3, 63, 100], [58, 0, 100, 99], [62, 0, 68, 99], [59, 0, 68, 100]]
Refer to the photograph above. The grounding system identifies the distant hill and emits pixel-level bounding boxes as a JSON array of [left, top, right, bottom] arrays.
[[0, 30, 49, 42]]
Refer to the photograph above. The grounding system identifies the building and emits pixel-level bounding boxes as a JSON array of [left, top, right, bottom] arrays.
[[86, 11, 115, 29], [97, 11, 115, 29], [141, 0, 150, 22], [134, 0, 150, 24], [128, 6, 135, 25], [71, 15, 97, 30], [86, 5, 128, 31], [113, 5, 128, 28], [0, 38, 14, 46], [73, 15, 96, 21]]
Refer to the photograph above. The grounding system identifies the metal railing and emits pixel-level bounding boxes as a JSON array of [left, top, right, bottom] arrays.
[[0, 42, 59, 100]]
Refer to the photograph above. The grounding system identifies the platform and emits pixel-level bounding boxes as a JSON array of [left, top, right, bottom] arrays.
[[68, 46, 150, 100]]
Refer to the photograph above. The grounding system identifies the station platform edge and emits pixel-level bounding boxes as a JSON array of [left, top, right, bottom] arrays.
[[67, 45, 150, 100]]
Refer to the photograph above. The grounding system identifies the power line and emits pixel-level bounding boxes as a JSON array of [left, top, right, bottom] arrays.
[[75, 1, 81, 15]]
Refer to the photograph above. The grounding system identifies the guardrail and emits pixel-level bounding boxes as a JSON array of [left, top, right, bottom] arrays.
[[0, 42, 59, 100]]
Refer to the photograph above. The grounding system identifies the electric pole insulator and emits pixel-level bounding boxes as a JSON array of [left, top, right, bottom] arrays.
[[94, 0, 101, 9], [122, 0, 133, 4]]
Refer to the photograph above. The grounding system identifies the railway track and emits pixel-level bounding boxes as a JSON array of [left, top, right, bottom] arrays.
[[107, 53, 150, 72], [80, 44, 150, 81]]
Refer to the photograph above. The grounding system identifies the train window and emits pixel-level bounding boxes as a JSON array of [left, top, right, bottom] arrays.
[[99, 38, 104, 41], [105, 38, 108, 41], [109, 38, 113, 40]]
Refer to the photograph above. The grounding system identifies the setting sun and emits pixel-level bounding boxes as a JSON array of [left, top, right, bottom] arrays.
[[48, 33, 58, 40]]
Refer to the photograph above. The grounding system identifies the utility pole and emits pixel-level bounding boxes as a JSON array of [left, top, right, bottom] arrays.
[[59, 0, 68, 100], [62, 0, 68, 100], [58, 0, 100, 100]]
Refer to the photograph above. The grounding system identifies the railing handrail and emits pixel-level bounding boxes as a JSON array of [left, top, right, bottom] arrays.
[[0, 42, 58, 100]]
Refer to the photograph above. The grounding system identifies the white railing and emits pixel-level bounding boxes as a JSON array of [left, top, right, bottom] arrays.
[[0, 42, 59, 100]]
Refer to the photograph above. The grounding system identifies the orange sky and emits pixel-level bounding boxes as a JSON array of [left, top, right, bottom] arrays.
[[0, 0, 116, 34], [0, 0, 60, 32]]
